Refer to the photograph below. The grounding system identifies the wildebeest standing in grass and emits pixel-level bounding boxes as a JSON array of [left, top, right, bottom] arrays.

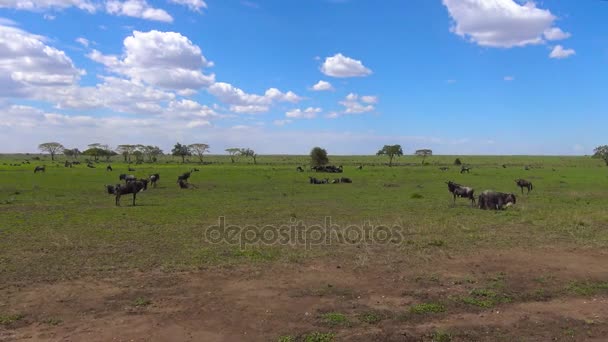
[[296, 166, 304, 172], [114, 179, 148, 206], [107, 165, 113, 171], [515, 179, 533, 194], [460, 166, 471, 174], [149, 173, 160, 187], [177, 171, 192, 183], [446, 181, 475, 206], [478, 191, 516, 210], [119, 174, 136, 182], [34, 165, 45, 173]]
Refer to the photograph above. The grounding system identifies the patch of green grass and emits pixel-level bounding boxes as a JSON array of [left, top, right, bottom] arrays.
[[133, 297, 152, 307], [42, 317, 63, 326], [410, 193, 424, 199], [304, 332, 335, 342], [458, 288, 511, 308], [358, 311, 383, 324], [566, 281, 608, 296], [320, 312, 349, 327], [431, 330, 452, 342], [277, 336, 295, 342], [409, 302, 446, 314], [0, 313, 24, 325]]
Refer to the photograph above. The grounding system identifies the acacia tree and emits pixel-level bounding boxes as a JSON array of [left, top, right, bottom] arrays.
[[415, 149, 432, 165], [38, 142, 64, 161], [172, 143, 191, 163], [239, 148, 257, 164], [226, 148, 240, 163], [116, 144, 137, 162], [593, 145, 608, 166], [139, 145, 163, 162], [377, 144, 403, 167], [310, 147, 329, 167], [189, 143, 210, 163], [63, 148, 81, 160]]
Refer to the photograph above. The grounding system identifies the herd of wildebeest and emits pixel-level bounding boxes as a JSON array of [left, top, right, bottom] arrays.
[[26, 161, 534, 209]]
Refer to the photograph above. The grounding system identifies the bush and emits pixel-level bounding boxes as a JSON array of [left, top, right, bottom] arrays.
[[454, 158, 462, 166], [310, 147, 329, 167]]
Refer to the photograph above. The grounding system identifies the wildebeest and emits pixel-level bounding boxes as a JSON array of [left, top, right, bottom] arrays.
[[114, 179, 148, 206], [193, 168, 200, 172], [105, 184, 118, 194], [149, 173, 160, 187], [478, 191, 516, 210], [502, 164, 507, 168], [460, 166, 471, 174], [446, 181, 475, 206], [177, 171, 192, 183], [338, 177, 352, 183], [309, 177, 328, 184], [524, 165, 531, 171], [87, 164, 95, 168], [296, 166, 304, 172], [128, 167, 136, 172], [178, 179, 197, 189], [119, 174, 136, 182], [515, 179, 533, 194], [64, 161, 72, 168], [107, 165, 113, 171], [439, 167, 449, 171], [34, 165, 45, 173], [357, 165, 363, 170], [312, 165, 343, 173]]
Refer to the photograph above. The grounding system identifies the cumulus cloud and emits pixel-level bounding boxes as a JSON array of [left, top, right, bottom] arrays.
[[285, 107, 321, 119], [0, 0, 96, 12], [273, 119, 292, 126], [208, 82, 301, 114], [0, 24, 83, 98], [88, 30, 215, 90], [338, 93, 376, 114], [169, 0, 207, 12], [106, 0, 173, 22], [311, 80, 333, 91], [320, 53, 372, 78], [549, 45, 575, 59], [75, 37, 89, 47], [442, 0, 569, 48]]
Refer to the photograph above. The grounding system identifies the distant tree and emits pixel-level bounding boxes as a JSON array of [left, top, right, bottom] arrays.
[[454, 158, 462, 166], [38, 142, 64, 161], [172, 143, 192, 163], [310, 147, 329, 167], [82, 147, 104, 161], [226, 148, 240, 163], [63, 148, 81, 160], [593, 145, 608, 166], [376, 144, 403, 167], [189, 143, 210, 163], [239, 148, 258, 164], [116, 144, 137, 162], [415, 149, 432, 164], [139, 145, 163, 162]]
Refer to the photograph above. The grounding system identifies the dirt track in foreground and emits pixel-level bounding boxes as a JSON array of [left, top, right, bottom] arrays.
[[2, 248, 608, 341]]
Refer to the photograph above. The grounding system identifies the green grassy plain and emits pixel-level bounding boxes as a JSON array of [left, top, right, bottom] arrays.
[[1, 153, 607, 283]]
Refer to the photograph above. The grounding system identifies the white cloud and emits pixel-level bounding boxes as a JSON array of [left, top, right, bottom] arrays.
[[543, 27, 571, 41], [106, 0, 173, 22], [88, 30, 215, 90], [208, 82, 301, 114], [169, 0, 207, 12], [339, 93, 376, 114], [320, 53, 372, 78], [442, 0, 568, 48], [285, 107, 321, 119], [0, 0, 96, 12], [311, 80, 333, 91], [503, 75, 514, 81], [549, 45, 575, 59], [75, 37, 89, 47], [0, 24, 83, 98], [273, 119, 292, 126]]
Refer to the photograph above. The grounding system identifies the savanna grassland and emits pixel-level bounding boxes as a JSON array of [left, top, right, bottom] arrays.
[[1, 154, 608, 341]]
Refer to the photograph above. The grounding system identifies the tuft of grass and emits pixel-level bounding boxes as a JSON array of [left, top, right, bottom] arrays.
[[409, 302, 446, 314], [457, 288, 511, 308], [0, 313, 24, 325], [277, 336, 295, 342], [42, 317, 63, 326], [431, 330, 452, 342], [427, 240, 445, 247], [133, 297, 152, 307], [410, 193, 424, 199], [566, 281, 608, 296], [358, 311, 383, 324], [320, 312, 349, 327], [304, 332, 335, 342]]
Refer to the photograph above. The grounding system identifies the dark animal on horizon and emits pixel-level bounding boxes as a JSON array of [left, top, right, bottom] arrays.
[[330, 177, 351, 184], [193, 168, 200, 172], [312, 165, 343, 173], [309, 177, 328, 184], [178, 179, 197, 189], [128, 167, 136, 172], [177, 171, 192, 183], [446, 181, 475, 206], [439, 167, 449, 171], [296, 166, 304, 172], [478, 191, 516, 210], [357, 165, 363, 170], [114, 179, 148, 206], [106, 165, 113, 171], [515, 179, 533, 194], [460, 166, 471, 174], [149, 173, 160, 187], [34, 165, 45, 173], [119, 174, 136, 182], [502, 164, 507, 168]]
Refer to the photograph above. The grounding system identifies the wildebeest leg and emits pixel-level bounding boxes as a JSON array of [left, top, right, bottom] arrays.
[[116, 194, 120, 206], [521, 186, 524, 195], [132, 193, 136, 206]]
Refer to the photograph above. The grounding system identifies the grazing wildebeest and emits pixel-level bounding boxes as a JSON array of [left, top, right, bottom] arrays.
[[439, 167, 449, 171], [178, 179, 197, 189], [478, 191, 516, 210], [119, 174, 136, 182], [177, 171, 192, 183], [502, 164, 507, 168], [309, 177, 328, 184], [105, 184, 118, 194], [107, 165, 113, 171], [114, 180, 148, 206], [193, 168, 200, 172], [357, 165, 363, 170], [149, 173, 160, 187], [515, 179, 533, 194], [128, 167, 136, 172], [446, 181, 475, 206], [296, 166, 304, 172], [340, 177, 352, 183], [460, 166, 471, 174], [34, 165, 45, 173]]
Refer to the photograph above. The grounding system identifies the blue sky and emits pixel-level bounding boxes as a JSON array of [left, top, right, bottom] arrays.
[[0, 0, 607, 155]]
